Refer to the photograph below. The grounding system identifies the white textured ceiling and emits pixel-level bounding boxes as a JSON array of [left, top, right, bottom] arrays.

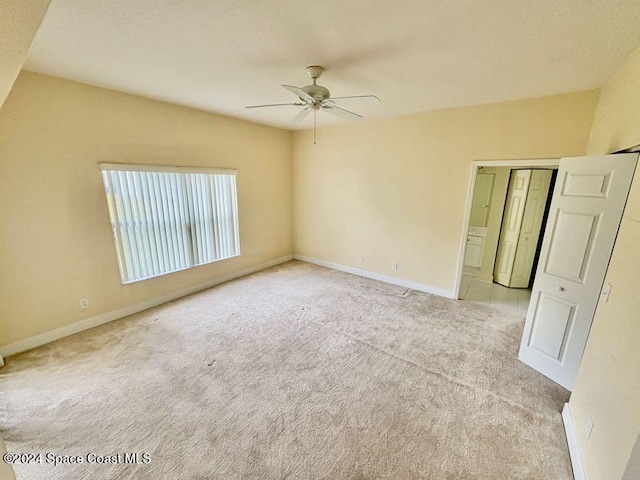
[[25, 0, 640, 130]]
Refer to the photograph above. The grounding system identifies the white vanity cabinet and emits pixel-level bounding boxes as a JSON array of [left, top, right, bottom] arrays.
[[464, 227, 487, 268]]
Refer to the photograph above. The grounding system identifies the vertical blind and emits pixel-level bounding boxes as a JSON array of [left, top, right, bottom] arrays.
[[100, 163, 240, 284]]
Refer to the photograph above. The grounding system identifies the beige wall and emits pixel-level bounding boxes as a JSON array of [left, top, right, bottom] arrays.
[[478, 167, 510, 282], [293, 90, 598, 293], [569, 44, 640, 480], [0, 0, 50, 108], [587, 45, 640, 155], [0, 71, 292, 347]]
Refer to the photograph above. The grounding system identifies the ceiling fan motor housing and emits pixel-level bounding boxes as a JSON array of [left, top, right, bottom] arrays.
[[302, 84, 330, 102]]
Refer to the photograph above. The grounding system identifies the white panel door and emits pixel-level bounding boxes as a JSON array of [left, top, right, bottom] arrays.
[[470, 173, 495, 227], [494, 170, 531, 286], [519, 153, 638, 389], [510, 170, 553, 288]]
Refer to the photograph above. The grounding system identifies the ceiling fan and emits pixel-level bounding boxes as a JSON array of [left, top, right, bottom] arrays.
[[245, 66, 380, 143]]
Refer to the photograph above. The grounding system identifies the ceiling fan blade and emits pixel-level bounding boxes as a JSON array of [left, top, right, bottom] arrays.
[[282, 85, 315, 103], [293, 108, 311, 122], [322, 104, 363, 121], [245, 102, 303, 109], [330, 94, 381, 103]]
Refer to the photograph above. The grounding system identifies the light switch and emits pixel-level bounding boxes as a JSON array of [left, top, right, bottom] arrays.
[[601, 283, 612, 303]]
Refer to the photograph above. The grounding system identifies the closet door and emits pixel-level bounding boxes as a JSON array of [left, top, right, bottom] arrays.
[[509, 170, 553, 287], [494, 170, 531, 286]]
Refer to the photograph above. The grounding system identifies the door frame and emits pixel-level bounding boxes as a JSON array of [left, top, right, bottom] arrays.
[[454, 158, 560, 299]]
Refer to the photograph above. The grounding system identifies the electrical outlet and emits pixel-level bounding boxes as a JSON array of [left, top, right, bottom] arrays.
[[79, 298, 90, 309], [586, 416, 594, 439], [360, 255, 365, 263], [392, 262, 398, 270]]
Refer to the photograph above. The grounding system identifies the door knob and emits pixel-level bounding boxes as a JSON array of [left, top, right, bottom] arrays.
[[557, 286, 565, 292]]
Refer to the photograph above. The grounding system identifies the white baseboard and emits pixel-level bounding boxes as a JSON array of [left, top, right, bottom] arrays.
[[0, 255, 294, 358], [562, 403, 586, 480], [294, 254, 455, 299]]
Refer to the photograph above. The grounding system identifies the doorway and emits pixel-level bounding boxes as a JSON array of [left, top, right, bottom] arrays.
[[456, 154, 638, 389], [455, 159, 560, 316]]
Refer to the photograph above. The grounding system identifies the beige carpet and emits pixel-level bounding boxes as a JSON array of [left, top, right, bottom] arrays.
[[0, 261, 572, 479]]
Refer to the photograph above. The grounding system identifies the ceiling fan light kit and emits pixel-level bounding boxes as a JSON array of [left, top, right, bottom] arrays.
[[245, 65, 380, 144]]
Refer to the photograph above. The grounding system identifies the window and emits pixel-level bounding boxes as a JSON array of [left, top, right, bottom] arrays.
[[100, 163, 240, 284]]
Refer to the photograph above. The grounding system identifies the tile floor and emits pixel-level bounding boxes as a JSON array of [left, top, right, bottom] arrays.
[[460, 273, 531, 316]]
